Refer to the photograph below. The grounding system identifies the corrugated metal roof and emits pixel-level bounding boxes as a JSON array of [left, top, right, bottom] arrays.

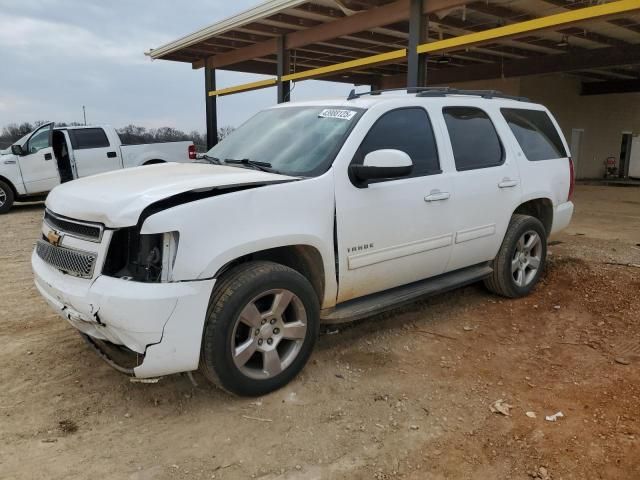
[[146, 0, 640, 86], [147, 0, 310, 60]]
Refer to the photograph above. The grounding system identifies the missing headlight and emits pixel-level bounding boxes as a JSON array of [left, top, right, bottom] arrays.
[[103, 228, 179, 282]]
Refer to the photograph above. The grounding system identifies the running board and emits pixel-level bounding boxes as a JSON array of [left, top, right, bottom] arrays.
[[321, 263, 493, 324]]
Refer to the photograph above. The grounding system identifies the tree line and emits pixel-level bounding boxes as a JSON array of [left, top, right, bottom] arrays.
[[0, 121, 234, 151]]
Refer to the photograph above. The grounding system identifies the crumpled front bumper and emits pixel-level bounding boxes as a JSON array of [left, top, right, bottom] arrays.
[[32, 251, 214, 378]]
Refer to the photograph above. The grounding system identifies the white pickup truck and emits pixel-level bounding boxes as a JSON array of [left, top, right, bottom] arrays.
[[0, 123, 195, 213], [32, 88, 574, 396]]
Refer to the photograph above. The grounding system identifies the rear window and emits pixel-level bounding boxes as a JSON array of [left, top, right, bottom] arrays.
[[443, 107, 504, 171], [70, 128, 110, 149], [501, 108, 567, 161]]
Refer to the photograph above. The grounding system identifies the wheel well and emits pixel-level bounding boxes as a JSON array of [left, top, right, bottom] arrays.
[[0, 176, 17, 197], [143, 159, 165, 165], [216, 245, 325, 304], [514, 198, 553, 236]]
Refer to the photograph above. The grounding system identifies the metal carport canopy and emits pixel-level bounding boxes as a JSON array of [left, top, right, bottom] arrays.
[[146, 0, 640, 147]]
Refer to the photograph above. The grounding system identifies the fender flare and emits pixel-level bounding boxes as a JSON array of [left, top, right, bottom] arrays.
[[142, 159, 166, 166]]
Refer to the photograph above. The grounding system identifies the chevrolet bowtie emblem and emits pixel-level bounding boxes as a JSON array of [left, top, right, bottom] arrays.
[[47, 230, 62, 247]]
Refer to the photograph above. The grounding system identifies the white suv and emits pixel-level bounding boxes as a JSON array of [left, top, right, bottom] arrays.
[[32, 88, 574, 396]]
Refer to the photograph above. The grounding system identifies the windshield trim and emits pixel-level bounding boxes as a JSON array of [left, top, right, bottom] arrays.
[[207, 105, 366, 178]]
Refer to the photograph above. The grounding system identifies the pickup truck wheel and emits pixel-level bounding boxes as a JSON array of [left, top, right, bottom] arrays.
[[484, 214, 547, 298], [200, 261, 320, 396], [0, 180, 14, 214]]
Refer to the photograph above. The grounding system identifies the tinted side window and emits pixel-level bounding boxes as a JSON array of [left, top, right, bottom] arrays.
[[357, 108, 440, 177], [443, 107, 503, 171], [501, 108, 567, 161], [70, 128, 110, 149]]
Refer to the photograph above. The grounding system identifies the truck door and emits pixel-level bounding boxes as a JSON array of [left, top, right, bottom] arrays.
[[439, 106, 522, 272], [334, 106, 455, 303], [18, 123, 59, 194], [69, 128, 122, 178]]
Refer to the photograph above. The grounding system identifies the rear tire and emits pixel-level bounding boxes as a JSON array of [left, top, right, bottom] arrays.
[[200, 261, 320, 396], [484, 214, 547, 298], [0, 180, 15, 214]]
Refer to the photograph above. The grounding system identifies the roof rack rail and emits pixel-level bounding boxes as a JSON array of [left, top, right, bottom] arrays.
[[346, 87, 529, 102]]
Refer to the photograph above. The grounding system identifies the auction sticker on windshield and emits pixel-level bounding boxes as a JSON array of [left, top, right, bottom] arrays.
[[318, 109, 357, 120]]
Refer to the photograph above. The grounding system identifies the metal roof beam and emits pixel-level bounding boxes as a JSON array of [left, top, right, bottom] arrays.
[[429, 44, 640, 84], [541, 0, 640, 40], [609, 17, 640, 33], [209, 78, 278, 97], [205, 0, 640, 95], [417, 0, 640, 55], [467, 1, 633, 51], [194, 0, 469, 69], [149, 0, 309, 59], [282, 49, 407, 81]]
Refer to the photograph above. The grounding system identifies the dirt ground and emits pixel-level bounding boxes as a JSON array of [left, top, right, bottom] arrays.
[[1, 185, 639, 480]]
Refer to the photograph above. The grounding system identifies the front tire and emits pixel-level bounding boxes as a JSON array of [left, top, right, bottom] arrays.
[[0, 180, 15, 214], [484, 214, 547, 298], [200, 261, 320, 396]]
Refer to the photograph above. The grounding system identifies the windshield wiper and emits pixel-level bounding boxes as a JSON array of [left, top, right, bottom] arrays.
[[224, 158, 276, 173], [199, 154, 222, 165]]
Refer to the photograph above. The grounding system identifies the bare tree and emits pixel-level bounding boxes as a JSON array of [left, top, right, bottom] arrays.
[[218, 126, 235, 140]]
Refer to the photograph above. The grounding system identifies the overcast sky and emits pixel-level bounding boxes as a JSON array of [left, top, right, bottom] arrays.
[[0, 0, 356, 132]]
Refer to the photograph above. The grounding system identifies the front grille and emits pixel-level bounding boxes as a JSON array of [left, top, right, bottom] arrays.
[[36, 240, 97, 278], [44, 210, 103, 242]]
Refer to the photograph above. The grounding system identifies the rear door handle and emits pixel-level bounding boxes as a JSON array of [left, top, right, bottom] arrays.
[[44, 153, 52, 160], [498, 179, 518, 188], [424, 191, 450, 202], [107, 151, 117, 158]]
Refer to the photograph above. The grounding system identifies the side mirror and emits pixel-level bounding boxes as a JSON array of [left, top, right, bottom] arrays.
[[11, 144, 25, 156], [349, 149, 413, 186]]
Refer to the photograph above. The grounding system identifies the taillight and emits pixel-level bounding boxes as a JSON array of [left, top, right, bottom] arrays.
[[188, 144, 196, 160], [568, 157, 575, 201]]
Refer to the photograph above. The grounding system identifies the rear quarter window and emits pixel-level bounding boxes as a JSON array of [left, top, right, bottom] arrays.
[[501, 108, 567, 161], [69, 128, 110, 150], [443, 107, 504, 171]]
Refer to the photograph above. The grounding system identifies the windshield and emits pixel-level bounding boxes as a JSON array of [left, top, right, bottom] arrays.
[[206, 106, 363, 176]]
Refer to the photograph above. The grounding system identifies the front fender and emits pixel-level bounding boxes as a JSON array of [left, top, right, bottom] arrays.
[[141, 174, 338, 308], [199, 233, 330, 280], [0, 156, 26, 195]]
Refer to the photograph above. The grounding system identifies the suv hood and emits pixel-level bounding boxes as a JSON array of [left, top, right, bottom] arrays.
[[46, 162, 297, 227]]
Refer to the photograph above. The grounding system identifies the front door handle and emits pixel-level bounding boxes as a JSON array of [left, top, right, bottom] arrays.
[[424, 191, 450, 202], [498, 178, 518, 188], [44, 153, 52, 160], [106, 151, 117, 158]]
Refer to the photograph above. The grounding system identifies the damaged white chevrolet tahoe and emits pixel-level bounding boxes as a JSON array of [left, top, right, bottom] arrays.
[[32, 88, 574, 396]]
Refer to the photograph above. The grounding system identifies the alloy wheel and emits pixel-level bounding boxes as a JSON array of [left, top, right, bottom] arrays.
[[512, 230, 542, 287], [231, 289, 308, 380]]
